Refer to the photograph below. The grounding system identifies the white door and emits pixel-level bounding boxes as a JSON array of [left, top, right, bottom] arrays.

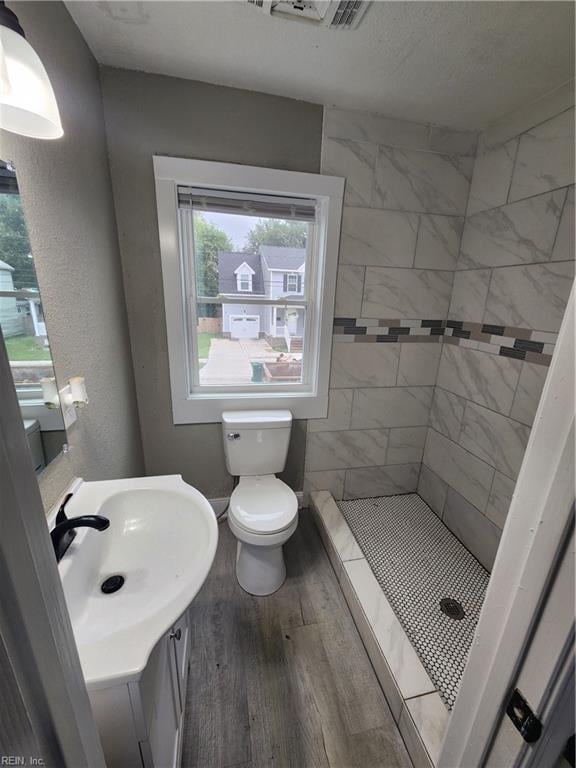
[[0, 335, 106, 765], [439, 287, 575, 767], [170, 612, 190, 711], [486, 525, 574, 767], [287, 311, 298, 334], [230, 315, 260, 339], [148, 636, 180, 768]]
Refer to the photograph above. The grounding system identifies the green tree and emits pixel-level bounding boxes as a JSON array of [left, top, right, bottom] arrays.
[[243, 219, 307, 253], [194, 215, 233, 317], [0, 194, 34, 289]]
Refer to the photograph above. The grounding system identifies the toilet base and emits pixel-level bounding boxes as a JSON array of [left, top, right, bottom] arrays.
[[235, 540, 286, 596]]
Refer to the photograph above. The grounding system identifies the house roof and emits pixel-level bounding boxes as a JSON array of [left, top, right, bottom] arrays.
[[218, 246, 306, 296], [234, 261, 255, 275], [0, 259, 14, 271], [217, 251, 264, 295], [260, 246, 305, 271]]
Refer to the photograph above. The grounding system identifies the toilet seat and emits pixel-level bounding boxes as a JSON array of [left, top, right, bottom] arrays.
[[229, 476, 298, 535]]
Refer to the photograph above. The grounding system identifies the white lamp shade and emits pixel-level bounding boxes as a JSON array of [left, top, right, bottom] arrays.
[[69, 375, 89, 406], [41, 377, 59, 408], [0, 25, 63, 139]]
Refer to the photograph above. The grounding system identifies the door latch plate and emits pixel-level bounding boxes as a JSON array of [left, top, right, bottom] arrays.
[[506, 688, 542, 744]]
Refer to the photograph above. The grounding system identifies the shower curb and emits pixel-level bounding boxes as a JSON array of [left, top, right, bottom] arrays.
[[310, 490, 450, 768]]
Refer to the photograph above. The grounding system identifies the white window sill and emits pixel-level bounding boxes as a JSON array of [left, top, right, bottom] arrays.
[[172, 391, 328, 424]]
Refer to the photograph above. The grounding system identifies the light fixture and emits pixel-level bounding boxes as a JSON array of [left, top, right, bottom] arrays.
[[69, 376, 89, 408], [41, 376, 89, 410], [0, 1, 63, 139], [41, 377, 60, 409]]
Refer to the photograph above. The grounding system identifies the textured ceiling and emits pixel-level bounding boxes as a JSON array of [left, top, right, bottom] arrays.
[[66, 1, 574, 129]]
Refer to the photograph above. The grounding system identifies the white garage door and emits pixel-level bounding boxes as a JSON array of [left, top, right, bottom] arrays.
[[230, 315, 260, 339]]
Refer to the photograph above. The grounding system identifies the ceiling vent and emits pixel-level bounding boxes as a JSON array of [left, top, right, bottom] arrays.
[[247, 1, 371, 30], [325, 1, 370, 29]]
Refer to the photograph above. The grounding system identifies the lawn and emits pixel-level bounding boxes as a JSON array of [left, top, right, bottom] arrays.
[[197, 332, 216, 359], [4, 334, 52, 361]]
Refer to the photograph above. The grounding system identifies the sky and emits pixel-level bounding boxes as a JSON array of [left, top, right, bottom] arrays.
[[202, 211, 254, 250]]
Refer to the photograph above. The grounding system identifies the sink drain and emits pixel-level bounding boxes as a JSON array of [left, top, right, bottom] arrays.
[[101, 575, 125, 594], [440, 597, 465, 620]]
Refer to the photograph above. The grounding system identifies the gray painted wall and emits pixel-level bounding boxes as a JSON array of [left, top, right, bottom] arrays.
[[100, 67, 323, 498], [1, 3, 144, 511]]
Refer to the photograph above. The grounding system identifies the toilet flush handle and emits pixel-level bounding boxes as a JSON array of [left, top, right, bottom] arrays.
[[227, 432, 241, 440]]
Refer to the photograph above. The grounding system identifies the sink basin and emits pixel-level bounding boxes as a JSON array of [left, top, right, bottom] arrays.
[[57, 475, 218, 690]]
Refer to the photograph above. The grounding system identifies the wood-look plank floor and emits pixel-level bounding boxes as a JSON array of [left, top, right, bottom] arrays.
[[182, 512, 412, 768]]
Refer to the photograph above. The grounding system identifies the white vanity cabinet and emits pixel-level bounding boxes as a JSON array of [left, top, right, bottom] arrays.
[[88, 610, 191, 768]]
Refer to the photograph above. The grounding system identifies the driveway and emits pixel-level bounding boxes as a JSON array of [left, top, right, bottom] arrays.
[[199, 337, 279, 385]]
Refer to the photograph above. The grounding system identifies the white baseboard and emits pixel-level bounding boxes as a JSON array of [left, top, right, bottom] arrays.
[[209, 490, 306, 517]]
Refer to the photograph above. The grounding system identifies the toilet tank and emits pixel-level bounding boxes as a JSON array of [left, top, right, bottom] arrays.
[[222, 410, 292, 476]]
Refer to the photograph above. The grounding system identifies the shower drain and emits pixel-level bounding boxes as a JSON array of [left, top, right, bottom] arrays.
[[440, 597, 465, 620]]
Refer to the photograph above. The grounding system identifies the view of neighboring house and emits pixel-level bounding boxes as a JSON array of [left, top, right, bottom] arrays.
[[217, 245, 305, 348], [0, 259, 22, 338], [0, 259, 46, 341]]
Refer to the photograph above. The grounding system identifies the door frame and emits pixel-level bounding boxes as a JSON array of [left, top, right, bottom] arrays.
[[0, 334, 105, 765], [524, 632, 574, 768], [439, 286, 575, 767]]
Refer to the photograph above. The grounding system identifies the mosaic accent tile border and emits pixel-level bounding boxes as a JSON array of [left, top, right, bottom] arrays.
[[333, 317, 557, 366], [443, 319, 555, 365]]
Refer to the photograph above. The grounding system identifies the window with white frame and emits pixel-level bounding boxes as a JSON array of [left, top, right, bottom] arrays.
[[238, 274, 251, 291], [153, 156, 344, 424], [285, 272, 301, 293], [235, 262, 254, 292]]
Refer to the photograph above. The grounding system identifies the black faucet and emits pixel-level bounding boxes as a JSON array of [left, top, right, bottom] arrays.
[[51, 494, 110, 562]]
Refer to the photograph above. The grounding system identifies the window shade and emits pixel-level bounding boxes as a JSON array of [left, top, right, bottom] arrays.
[[178, 186, 316, 222]]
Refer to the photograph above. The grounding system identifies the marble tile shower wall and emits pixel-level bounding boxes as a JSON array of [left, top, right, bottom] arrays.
[[304, 107, 477, 502], [419, 107, 575, 571]]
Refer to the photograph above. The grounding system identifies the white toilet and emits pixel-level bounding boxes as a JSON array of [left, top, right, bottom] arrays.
[[222, 410, 298, 596]]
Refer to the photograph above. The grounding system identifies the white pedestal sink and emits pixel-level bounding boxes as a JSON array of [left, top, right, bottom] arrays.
[[59, 474, 218, 688], [56, 475, 218, 768]]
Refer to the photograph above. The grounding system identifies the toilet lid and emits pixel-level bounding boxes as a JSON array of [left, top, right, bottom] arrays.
[[229, 476, 298, 534]]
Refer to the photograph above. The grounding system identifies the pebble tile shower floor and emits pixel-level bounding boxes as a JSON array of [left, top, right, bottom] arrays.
[[337, 493, 490, 709]]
